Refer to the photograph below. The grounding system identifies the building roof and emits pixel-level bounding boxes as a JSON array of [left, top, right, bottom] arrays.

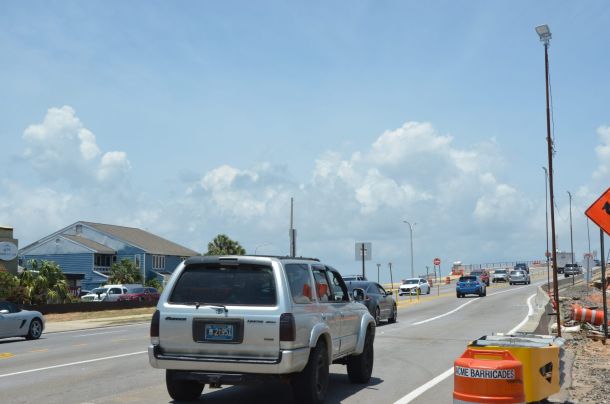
[[81, 222, 199, 256], [62, 235, 116, 254]]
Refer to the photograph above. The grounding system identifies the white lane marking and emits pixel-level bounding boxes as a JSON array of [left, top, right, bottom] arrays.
[[393, 290, 537, 404], [0, 351, 147, 379], [410, 283, 535, 326], [507, 293, 536, 334], [46, 323, 148, 335]]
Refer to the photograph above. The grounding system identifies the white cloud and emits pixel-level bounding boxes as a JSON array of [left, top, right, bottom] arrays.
[[593, 126, 610, 180], [21, 106, 130, 186]]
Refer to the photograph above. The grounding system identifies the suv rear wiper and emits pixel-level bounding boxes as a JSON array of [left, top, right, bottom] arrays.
[[191, 302, 228, 314]]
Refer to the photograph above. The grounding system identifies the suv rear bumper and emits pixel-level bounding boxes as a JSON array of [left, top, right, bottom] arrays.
[[148, 345, 310, 374]]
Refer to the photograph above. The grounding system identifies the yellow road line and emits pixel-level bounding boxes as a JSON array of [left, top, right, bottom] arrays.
[[0, 353, 14, 359], [29, 349, 48, 353]]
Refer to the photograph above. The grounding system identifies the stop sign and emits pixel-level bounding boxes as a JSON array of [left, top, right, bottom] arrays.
[[434, 258, 441, 266]]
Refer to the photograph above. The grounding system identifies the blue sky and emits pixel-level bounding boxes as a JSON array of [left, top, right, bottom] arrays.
[[1, 1, 609, 281]]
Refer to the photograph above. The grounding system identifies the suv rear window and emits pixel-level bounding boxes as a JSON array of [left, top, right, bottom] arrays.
[[459, 276, 477, 282], [169, 264, 277, 306]]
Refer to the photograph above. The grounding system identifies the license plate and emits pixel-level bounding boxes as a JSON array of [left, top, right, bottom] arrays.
[[204, 324, 234, 341]]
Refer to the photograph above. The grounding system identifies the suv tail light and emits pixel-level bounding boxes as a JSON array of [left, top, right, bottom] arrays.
[[279, 313, 296, 341], [150, 310, 160, 344]]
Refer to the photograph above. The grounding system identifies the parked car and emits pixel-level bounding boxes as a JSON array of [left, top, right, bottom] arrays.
[[514, 262, 529, 273], [346, 280, 397, 325], [342, 274, 367, 281], [117, 287, 160, 303], [509, 270, 530, 285], [563, 263, 582, 277], [398, 278, 431, 295], [149, 255, 376, 403], [81, 284, 142, 302], [469, 270, 490, 286], [456, 275, 486, 298], [0, 301, 45, 340], [491, 269, 509, 283]]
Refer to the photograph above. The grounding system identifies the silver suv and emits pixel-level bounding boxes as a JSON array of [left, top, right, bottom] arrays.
[[148, 256, 376, 403]]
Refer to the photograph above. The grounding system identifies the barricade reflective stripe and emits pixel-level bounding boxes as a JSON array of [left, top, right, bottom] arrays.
[[455, 366, 515, 379]]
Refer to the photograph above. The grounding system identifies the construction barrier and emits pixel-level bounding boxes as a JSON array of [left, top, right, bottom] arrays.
[[453, 348, 525, 404], [468, 334, 563, 403], [571, 304, 610, 326], [445, 276, 451, 285]]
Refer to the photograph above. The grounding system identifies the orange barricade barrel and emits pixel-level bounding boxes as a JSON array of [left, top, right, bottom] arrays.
[[571, 304, 609, 326], [445, 276, 451, 284], [454, 348, 525, 404]]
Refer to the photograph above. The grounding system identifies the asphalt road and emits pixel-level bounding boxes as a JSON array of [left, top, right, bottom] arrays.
[[0, 277, 544, 404]]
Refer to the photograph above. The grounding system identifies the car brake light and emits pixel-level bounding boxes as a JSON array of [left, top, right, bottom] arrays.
[[150, 310, 160, 340], [279, 313, 295, 342]]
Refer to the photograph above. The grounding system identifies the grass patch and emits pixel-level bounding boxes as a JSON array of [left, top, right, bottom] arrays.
[[45, 307, 156, 322]]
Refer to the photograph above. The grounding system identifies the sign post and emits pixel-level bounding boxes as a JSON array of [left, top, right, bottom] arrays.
[[355, 242, 372, 279], [585, 187, 610, 339]]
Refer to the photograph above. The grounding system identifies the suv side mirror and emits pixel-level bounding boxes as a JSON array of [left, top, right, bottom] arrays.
[[385, 290, 393, 296], [352, 288, 365, 302]]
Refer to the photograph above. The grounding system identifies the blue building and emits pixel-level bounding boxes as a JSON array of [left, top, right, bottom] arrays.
[[19, 221, 199, 293]]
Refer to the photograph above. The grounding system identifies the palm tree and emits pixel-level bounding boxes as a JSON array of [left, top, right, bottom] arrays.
[[20, 260, 70, 304], [204, 234, 246, 256], [108, 259, 142, 284]]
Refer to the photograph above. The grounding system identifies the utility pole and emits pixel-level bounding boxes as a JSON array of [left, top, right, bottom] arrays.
[[568, 191, 575, 286], [377, 263, 381, 283], [536, 24, 561, 337], [289, 197, 296, 257], [403, 220, 416, 278], [543, 167, 550, 292], [388, 262, 394, 290]]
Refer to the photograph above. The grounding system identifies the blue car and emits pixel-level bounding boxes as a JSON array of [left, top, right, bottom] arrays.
[[456, 275, 487, 298]]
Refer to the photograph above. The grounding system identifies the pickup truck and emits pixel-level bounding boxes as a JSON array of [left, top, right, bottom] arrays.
[[149, 255, 376, 403]]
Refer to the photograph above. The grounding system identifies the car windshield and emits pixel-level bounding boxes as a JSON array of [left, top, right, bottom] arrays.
[[459, 276, 477, 282], [403, 279, 419, 284], [169, 264, 277, 306], [511, 271, 524, 276], [91, 288, 108, 294], [495, 270, 506, 274]]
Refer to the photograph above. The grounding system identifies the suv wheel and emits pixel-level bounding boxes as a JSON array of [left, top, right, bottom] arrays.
[[374, 307, 381, 326], [388, 304, 397, 323], [165, 370, 204, 401], [292, 340, 329, 404], [347, 327, 374, 383]]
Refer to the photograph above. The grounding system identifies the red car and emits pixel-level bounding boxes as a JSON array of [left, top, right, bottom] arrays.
[[117, 287, 160, 303], [469, 270, 490, 286]]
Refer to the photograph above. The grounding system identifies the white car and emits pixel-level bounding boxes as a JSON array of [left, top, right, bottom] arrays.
[[0, 301, 45, 340], [80, 284, 134, 302], [399, 278, 430, 295]]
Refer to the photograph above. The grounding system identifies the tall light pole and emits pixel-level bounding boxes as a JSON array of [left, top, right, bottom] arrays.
[[536, 24, 561, 337], [403, 220, 416, 278], [377, 263, 381, 283], [567, 191, 575, 285], [543, 167, 550, 292], [388, 262, 394, 290]]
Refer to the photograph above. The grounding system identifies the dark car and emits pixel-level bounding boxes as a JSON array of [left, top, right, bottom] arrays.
[[343, 274, 367, 282], [469, 270, 490, 286], [456, 275, 486, 298], [346, 281, 396, 325], [116, 287, 160, 303], [514, 262, 529, 273]]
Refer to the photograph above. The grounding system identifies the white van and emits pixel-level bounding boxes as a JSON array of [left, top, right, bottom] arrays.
[[80, 284, 142, 302]]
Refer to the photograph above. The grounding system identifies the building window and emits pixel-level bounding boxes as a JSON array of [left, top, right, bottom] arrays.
[[152, 255, 165, 270], [94, 254, 114, 267]]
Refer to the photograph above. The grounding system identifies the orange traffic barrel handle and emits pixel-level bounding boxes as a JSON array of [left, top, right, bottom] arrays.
[[458, 348, 517, 361]]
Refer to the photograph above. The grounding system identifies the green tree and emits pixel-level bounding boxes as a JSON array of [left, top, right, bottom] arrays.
[[19, 260, 70, 304], [108, 259, 143, 284], [0, 271, 21, 301], [204, 234, 246, 256], [145, 277, 163, 292]]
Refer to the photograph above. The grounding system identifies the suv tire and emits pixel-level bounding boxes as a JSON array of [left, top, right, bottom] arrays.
[[292, 340, 329, 404], [347, 327, 374, 384], [374, 307, 381, 326], [165, 370, 204, 401]]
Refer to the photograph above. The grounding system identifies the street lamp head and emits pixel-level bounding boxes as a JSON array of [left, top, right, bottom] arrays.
[[535, 24, 552, 44]]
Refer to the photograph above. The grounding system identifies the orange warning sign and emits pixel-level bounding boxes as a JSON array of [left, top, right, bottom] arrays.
[[585, 187, 610, 236]]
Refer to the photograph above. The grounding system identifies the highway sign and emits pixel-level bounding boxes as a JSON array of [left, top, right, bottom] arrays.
[[433, 257, 441, 266], [585, 187, 610, 236]]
